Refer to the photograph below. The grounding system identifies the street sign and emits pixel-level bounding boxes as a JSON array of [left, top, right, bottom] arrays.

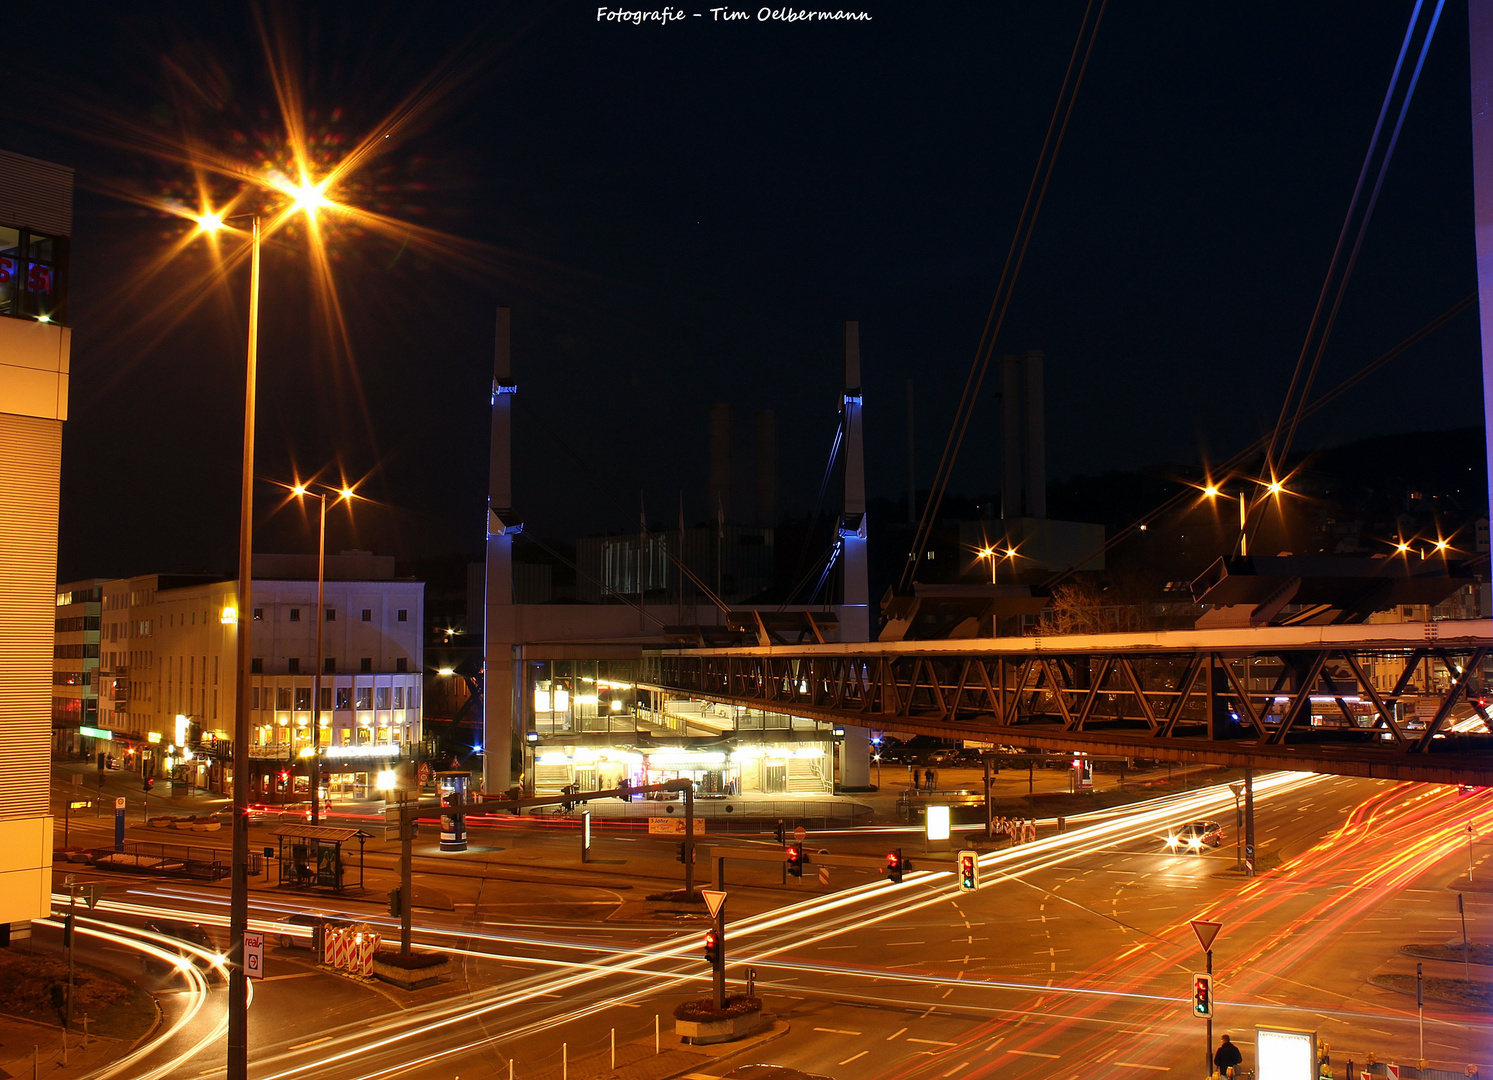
[[701, 890, 727, 919], [1190, 919, 1222, 952], [817, 866, 830, 886], [1228, 782, 1244, 799], [114, 797, 126, 810], [793, 826, 807, 842], [244, 932, 264, 979], [81, 883, 104, 909]]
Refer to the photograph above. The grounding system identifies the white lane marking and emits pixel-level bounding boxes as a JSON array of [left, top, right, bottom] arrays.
[[908, 1038, 958, 1046], [289, 1036, 334, 1050], [1113, 1064, 1170, 1072], [839, 1052, 869, 1065], [815, 1028, 862, 1035], [886, 1028, 908, 1041], [941, 1062, 971, 1077], [984, 1038, 1006, 1052], [1008, 1051, 1060, 1059], [260, 971, 319, 982]]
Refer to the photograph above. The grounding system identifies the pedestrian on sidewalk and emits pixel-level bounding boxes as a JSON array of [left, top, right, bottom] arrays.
[[923, 767, 934, 791], [1214, 1035, 1243, 1077]]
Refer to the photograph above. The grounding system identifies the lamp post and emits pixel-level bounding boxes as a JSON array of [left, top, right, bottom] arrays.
[[978, 545, 1017, 635], [195, 175, 333, 1080], [288, 481, 355, 826]]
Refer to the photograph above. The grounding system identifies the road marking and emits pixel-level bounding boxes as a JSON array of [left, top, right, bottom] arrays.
[[289, 1036, 334, 1050], [815, 1028, 862, 1035], [983, 1038, 1005, 1052], [887, 941, 926, 946], [1008, 1050, 1060, 1059], [818, 945, 858, 950], [941, 988, 953, 998], [908, 1038, 957, 1046], [886, 1027, 907, 1041], [259, 971, 320, 982], [1113, 1064, 1170, 1072], [941, 1062, 971, 1077], [838, 1052, 868, 1066]]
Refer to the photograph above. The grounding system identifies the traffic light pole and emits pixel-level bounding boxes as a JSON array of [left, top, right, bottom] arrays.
[[400, 795, 413, 958], [684, 784, 695, 897], [1204, 948, 1213, 1077], [712, 905, 726, 1009]]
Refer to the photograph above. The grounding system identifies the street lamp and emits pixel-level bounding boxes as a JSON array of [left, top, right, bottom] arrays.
[[193, 187, 332, 1080], [1200, 477, 1288, 558], [286, 479, 357, 826]]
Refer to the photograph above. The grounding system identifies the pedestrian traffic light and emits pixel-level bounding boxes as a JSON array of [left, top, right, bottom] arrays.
[[1192, 973, 1213, 1018], [143, 776, 154, 793], [886, 848, 904, 884], [958, 850, 979, 893], [676, 841, 695, 864], [704, 927, 721, 965], [786, 841, 803, 878]]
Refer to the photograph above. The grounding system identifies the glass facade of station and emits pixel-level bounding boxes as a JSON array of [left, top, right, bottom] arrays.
[[524, 658, 836, 796]]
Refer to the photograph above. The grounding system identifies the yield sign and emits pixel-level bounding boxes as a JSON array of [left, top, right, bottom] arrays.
[[1191, 919, 1223, 952], [702, 890, 727, 919]]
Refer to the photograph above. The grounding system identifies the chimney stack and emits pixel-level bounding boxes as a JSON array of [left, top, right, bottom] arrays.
[[754, 409, 777, 528], [708, 402, 732, 525]]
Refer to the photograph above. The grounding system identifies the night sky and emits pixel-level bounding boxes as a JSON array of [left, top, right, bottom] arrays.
[[3, 2, 1482, 582]]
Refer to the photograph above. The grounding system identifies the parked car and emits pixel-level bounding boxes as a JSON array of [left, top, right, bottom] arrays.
[[275, 912, 351, 950], [1165, 820, 1224, 853]]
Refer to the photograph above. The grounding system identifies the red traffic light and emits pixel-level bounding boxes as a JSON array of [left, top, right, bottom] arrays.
[[885, 848, 905, 883], [704, 928, 721, 964]]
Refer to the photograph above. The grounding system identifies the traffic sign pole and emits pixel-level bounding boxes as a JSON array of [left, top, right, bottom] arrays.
[[1205, 948, 1213, 1077], [701, 890, 728, 1009]]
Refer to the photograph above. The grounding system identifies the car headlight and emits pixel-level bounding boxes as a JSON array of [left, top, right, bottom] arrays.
[[1189, 837, 1202, 849], [1166, 835, 1178, 846]]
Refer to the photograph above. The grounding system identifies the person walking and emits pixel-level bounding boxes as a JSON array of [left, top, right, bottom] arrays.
[[1213, 1034, 1243, 1077], [924, 767, 934, 791]]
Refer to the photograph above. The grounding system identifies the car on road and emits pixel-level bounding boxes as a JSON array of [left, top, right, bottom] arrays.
[[724, 1067, 835, 1080], [275, 912, 351, 949], [142, 919, 225, 977], [1165, 820, 1224, 853]]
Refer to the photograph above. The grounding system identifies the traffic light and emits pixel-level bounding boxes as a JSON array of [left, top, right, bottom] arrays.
[[786, 841, 803, 878], [388, 888, 403, 917], [676, 841, 695, 864], [704, 927, 721, 965], [143, 776, 154, 793], [774, 820, 785, 844], [62, 912, 74, 948], [1192, 973, 1213, 1018], [957, 850, 979, 893], [886, 848, 905, 884]]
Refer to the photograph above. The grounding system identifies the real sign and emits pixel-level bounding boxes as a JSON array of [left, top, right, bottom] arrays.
[[1256, 1026, 1315, 1080], [244, 932, 264, 980]]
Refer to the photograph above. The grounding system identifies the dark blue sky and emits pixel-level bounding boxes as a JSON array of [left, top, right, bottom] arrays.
[[2, 2, 1481, 579]]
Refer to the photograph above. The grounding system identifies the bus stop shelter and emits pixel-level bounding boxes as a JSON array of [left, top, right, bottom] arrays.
[[269, 824, 371, 893]]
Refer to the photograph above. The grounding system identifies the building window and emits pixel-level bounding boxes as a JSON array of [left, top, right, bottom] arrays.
[[0, 227, 68, 322], [252, 687, 261, 710], [355, 687, 373, 710], [319, 687, 331, 711], [290, 608, 301, 622], [325, 608, 336, 622], [294, 688, 311, 711], [250, 658, 264, 674], [253, 608, 263, 620], [360, 657, 373, 673], [395, 657, 408, 673], [394, 687, 404, 709], [324, 657, 335, 674], [287, 657, 300, 674], [335, 688, 351, 710], [276, 687, 292, 710], [361, 609, 372, 622], [397, 609, 408, 622], [375, 687, 391, 710]]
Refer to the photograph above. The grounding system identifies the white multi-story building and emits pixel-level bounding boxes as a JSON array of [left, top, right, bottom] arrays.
[[84, 554, 424, 802]]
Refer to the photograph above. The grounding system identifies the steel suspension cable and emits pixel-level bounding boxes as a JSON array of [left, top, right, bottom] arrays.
[[899, 0, 1108, 593]]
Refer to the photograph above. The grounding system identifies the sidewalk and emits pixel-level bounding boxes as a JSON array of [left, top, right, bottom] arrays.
[[0, 1013, 134, 1080]]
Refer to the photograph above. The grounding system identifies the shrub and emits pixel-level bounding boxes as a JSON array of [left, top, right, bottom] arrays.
[[673, 995, 761, 1022]]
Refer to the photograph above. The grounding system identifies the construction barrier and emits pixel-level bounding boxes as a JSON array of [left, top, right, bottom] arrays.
[[322, 922, 381, 979]]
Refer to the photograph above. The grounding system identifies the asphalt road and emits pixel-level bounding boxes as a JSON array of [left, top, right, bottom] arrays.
[[49, 773, 1493, 1080]]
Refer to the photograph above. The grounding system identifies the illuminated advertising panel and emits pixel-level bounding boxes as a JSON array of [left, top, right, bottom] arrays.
[[1256, 1027, 1315, 1080]]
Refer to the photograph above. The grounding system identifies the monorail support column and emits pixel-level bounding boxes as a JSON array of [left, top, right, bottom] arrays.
[[838, 321, 872, 789], [1243, 767, 1256, 877]]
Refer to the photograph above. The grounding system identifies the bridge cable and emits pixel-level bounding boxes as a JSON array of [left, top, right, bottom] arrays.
[[898, 0, 1108, 595], [1256, 0, 1442, 543]]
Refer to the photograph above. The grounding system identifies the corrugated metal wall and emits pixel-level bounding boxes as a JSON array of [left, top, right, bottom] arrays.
[[0, 412, 62, 819], [0, 150, 74, 235]]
